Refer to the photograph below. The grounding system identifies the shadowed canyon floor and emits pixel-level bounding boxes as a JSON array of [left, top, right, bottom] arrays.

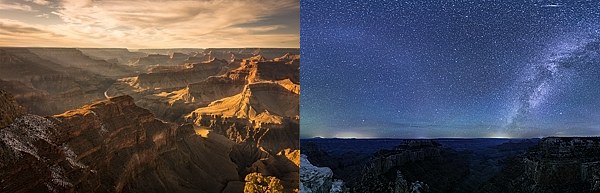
[[0, 47, 299, 193], [300, 137, 600, 193]]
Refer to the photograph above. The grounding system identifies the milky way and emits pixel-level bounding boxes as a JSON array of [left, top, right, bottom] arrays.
[[301, 1, 600, 138], [507, 32, 600, 136]]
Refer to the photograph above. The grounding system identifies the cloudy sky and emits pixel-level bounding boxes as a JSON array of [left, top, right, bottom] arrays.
[[0, 0, 299, 48]]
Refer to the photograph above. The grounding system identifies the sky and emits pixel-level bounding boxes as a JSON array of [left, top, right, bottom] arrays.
[[0, 0, 299, 48], [301, 0, 600, 138]]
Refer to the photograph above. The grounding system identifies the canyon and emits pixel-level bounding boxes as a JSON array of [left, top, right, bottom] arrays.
[[300, 137, 600, 193], [0, 47, 300, 193]]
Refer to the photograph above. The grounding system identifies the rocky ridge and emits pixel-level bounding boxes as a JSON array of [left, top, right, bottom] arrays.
[[300, 154, 343, 193], [0, 48, 300, 192], [0, 48, 114, 115], [0, 90, 24, 128], [130, 58, 229, 90], [0, 92, 267, 192], [479, 137, 600, 193], [301, 140, 467, 193]]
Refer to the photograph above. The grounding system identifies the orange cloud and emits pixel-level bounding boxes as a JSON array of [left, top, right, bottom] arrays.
[[0, 0, 299, 48]]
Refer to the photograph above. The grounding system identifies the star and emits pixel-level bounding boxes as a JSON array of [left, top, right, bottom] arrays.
[[300, 0, 600, 138]]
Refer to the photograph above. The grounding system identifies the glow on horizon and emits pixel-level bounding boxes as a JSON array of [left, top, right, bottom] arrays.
[[302, 127, 526, 139], [0, 0, 299, 48]]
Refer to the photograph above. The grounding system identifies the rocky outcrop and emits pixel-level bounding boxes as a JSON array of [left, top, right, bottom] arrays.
[[274, 53, 301, 65], [479, 137, 600, 193], [102, 59, 233, 122], [1, 47, 299, 193], [131, 58, 229, 90], [224, 58, 299, 84], [168, 52, 189, 65], [178, 56, 299, 104], [0, 95, 245, 192], [130, 54, 170, 66], [202, 49, 244, 61], [0, 113, 70, 192], [254, 61, 300, 83], [170, 55, 299, 104], [186, 82, 299, 153], [199, 48, 300, 62], [300, 154, 336, 193], [181, 58, 300, 192], [184, 76, 247, 104], [103, 50, 299, 126], [0, 89, 24, 128], [244, 172, 285, 192], [129, 52, 190, 67], [246, 48, 300, 59], [365, 140, 443, 176], [343, 140, 467, 193]]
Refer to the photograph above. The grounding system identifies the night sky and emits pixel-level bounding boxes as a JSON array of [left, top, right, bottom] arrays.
[[300, 1, 600, 138]]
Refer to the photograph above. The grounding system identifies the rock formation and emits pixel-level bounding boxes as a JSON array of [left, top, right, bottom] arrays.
[[302, 140, 466, 193], [0, 48, 115, 115], [273, 53, 301, 65], [0, 90, 24, 128], [0, 48, 299, 193], [131, 58, 229, 90], [350, 140, 465, 193], [130, 54, 171, 66], [300, 154, 338, 193], [479, 137, 600, 193], [0, 93, 269, 192], [244, 172, 285, 192], [0, 48, 64, 81], [186, 81, 299, 153]]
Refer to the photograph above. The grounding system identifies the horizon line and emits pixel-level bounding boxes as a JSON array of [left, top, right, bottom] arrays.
[[0, 46, 300, 49], [301, 136, 600, 140]]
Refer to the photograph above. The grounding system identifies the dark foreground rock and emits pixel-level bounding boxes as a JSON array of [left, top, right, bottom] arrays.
[[478, 137, 600, 193]]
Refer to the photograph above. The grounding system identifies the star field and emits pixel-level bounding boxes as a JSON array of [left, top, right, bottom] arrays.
[[301, 0, 600, 138]]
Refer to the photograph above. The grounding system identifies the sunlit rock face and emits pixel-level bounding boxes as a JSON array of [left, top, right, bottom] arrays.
[[185, 54, 300, 153], [180, 54, 300, 192], [187, 81, 299, 153], [0, 95, 242, 192], [244, 172, 285, 192], [0, 47, 299, 192], [479, 137, 600, 193]]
